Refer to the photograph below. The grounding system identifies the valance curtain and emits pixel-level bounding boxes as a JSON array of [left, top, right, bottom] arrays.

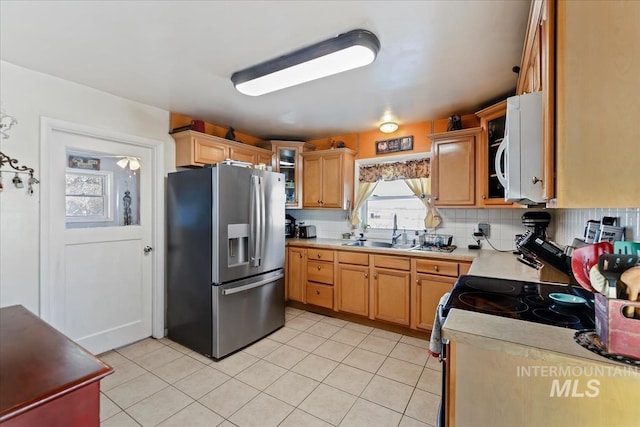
[[350, 158, 442, 229]]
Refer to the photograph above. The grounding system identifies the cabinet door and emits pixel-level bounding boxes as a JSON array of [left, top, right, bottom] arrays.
[[194, 137, 227, 165], [320, 153, 343, 208], [277, 146, 301, 208], [287, 247, 305, 302], [337, 264, 369, 317], [373, 268, 410, 326], [432, 136, 476, 206], [228, 146, 257, 165], [302, 156, 322, 207], [414, 274, 455, 330]]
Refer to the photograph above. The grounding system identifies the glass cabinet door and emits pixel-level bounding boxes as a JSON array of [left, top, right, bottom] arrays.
[[278, 147, 298, 207]]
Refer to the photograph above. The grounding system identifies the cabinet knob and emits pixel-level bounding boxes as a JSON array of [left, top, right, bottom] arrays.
[[482, 194, 487, 199], [318, 200, 321, 204], [365, 273, 368, 278], [316, 290, 320, 295], [434, 265, 440, 272], [532, 176, 543, 184], [317, 265, 321, 270], [299, 253, 303, 258], [416, 279, 420, 284], [317, 253, 321, 258], [374, 273, 378, 279], [434, 196, 439, 201]]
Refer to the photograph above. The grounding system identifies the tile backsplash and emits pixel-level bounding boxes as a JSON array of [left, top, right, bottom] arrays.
[[288, 207, 640, 250]]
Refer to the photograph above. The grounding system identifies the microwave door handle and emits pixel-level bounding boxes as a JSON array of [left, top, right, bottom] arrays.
[[495, 137, 508, 189]]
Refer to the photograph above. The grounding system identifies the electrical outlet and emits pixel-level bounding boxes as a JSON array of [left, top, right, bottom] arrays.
[[478, 223, 490, 237]]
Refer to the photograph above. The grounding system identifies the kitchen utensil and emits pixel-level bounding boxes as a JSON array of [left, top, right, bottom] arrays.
[[589, 265, 608, 294], [598, 254, 639, 298], [614, 241, 640, 256], [549, 293, 587, 306], [570, 242, 613, 293], [620, 266, 640, 317]]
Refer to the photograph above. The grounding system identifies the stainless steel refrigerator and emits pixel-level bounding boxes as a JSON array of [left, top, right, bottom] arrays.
[[167, 164, 285, 359]]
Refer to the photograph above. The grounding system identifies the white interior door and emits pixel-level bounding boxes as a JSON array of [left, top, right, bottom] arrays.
[[40, 119, 163, 355]]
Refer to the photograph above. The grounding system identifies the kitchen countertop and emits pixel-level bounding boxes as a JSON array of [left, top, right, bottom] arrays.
[[286, 237, 633, 367]]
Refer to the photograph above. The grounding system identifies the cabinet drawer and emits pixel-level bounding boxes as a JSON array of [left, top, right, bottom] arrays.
[[373, 255, 410, 271], [306, 283, 333, 309], [415, 259, 459, 277], [307, 261, 334, 284], [307, 248, 334, 261], [337, 251, 369, 266]]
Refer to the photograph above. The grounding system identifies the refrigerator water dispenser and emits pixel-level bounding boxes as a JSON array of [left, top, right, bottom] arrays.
[[228, 223, 249, 266]]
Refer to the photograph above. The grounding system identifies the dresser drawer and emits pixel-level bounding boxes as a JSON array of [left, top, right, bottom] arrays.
[[307, 248, 334, 262], [373, 255, 411, 271], [415, 259, 459, 277], [307, 261, 334, 284], [337, 251, 369, 266], [306, 283, 333, 309]]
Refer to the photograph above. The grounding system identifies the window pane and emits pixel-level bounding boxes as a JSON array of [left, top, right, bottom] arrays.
[[66, 196, 105, 217], [367, 197, 425, 230], [65, 174, 104, 196]]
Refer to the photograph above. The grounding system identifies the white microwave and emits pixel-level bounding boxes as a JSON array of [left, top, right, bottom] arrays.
[[495, 91, 544, 205]]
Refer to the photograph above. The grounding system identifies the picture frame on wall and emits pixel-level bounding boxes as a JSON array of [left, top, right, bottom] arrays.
[[375, 136, 413, 155]]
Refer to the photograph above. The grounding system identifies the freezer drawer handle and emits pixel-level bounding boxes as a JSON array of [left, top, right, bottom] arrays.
[[222, 273, 284, 296]]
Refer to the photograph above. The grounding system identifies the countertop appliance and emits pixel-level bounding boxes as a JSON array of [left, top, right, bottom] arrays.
[[298, 224, 317, 239], [495, 91, 544, 205], [167, 164, 285, 359], [521, 211, 551, 239], [285, 214, 297, 238], [436, 274, 595, 426]]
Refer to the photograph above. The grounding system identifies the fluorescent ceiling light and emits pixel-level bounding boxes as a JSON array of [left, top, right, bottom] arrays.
[[231, 29, 380, 96], [379, 122, 399, 133]]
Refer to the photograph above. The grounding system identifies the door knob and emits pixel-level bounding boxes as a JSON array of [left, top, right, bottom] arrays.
[[532, 176, 542, 184], [144, 246, 153, 253]]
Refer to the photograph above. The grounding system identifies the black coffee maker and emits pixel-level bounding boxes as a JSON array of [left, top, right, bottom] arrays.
[[285, 214, 297, 238]]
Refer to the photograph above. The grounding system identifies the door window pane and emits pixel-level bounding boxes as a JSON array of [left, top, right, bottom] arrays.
[[65, 150, 141, 228]]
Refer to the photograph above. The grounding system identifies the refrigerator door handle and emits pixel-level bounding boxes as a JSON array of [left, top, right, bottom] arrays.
[[250, 175, 261, 267], [221, 273, 285, 295], [259, 176, 266, 267]]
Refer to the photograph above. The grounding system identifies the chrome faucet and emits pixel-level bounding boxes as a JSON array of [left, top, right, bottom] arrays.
[[391, 213, 402, 245]]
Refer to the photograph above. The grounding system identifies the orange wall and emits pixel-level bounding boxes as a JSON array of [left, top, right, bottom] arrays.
[[170, 112, 480, 157]]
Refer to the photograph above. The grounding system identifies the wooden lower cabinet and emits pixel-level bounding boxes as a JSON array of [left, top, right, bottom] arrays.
[[337, 264, 369, 317], [306, 283, 333, 309], [286, 247, 305, 302], [414, 274, 456, 330], [373, 268, 411, 326]]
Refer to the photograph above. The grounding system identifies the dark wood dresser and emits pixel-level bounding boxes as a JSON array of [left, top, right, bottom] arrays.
[[0, 305, 113, 426]]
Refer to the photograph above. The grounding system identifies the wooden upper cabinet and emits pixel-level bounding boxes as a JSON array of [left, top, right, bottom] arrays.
[[475, 101, 513, 207], [553, 0, 640, 207], [172, 130, 273, 168], [302, 148, 355, 209], [517, 0, 555, 203], [429, 128, 480, 206]]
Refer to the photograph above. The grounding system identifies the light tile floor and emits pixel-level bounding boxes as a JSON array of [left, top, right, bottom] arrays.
[[99, 307, 442, 427]]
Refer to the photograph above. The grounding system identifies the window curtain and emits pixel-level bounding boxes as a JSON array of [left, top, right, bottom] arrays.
[[350, 158, 441, 229], [404, 177, 442, 229], [350, 181, 379, 228]]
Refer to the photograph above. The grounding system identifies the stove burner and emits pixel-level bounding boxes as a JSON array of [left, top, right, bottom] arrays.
[[458, 292, 529, 314], [532, 308, 580, 327], [462, 277, 517, 294], [524, 294, 547, 306]]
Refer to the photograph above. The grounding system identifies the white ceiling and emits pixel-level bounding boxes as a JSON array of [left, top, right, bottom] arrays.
[[0, 0, 530, 140]]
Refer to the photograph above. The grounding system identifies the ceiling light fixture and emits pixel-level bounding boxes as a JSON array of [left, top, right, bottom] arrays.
[[117, 157, 140, 171], [231, 29, 381, 96], [379, 121, 399, 133]]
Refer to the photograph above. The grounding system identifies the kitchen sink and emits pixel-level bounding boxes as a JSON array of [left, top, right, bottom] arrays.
[[342, 241, 417, 250]]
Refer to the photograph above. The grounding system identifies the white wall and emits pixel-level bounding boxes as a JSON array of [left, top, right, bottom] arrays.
[[0, 61, 175, 314]]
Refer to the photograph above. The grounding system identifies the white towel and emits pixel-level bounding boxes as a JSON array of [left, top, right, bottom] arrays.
[[428, 292, 450, 358]]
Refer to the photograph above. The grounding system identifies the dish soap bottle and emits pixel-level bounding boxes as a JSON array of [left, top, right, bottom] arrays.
[[402, 228, 408, 245]]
